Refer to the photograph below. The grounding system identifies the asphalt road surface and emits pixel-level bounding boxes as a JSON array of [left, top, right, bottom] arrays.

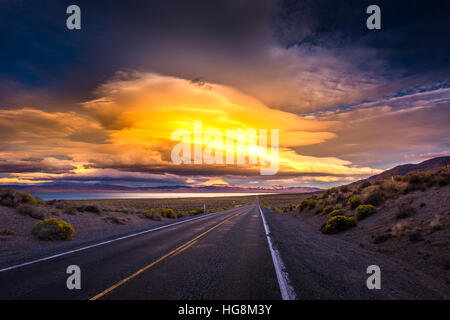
[[0, 198, 448, 299]]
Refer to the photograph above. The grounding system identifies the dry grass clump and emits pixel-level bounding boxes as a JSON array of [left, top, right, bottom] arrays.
[[429, 215, 443, 231], [391, 223, 406, 237]]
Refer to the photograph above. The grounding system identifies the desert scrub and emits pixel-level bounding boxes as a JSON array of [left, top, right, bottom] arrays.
[[349, 195, 361, 209], [396, 203, 416, 219], [430, 215, 442, 231], [0, 188, 43, 207], [272, 207, 283, 213], [373, 234, 392, 244], [189, 208, 204, 215], [335, 193, 345, 204], [32, 218, 74, 241], [17, 204, 46, 220], [359, 181, 371, 189], [299, 199, 318, 211], [363, 190, 384, 206], [77, 204, 101, 214], [321, 216, 356, 234], [407, 231, 423, 242], [355, 204, 376, 220], [391, 223, 405, 237], [329, 209, 345, 217], [158, 208, 176, 218], [322, 205, 334, 215], [407, 173, 422, 184], [142, 209, 162, 221], [0, 229, 15, 236]]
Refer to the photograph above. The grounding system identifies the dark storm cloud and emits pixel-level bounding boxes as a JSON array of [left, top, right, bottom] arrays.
[[1, 0, 448, 111], [0, 160, 75, 174]]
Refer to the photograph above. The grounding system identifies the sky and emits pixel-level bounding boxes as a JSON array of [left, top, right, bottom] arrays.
[[0, 0, 449, 189]]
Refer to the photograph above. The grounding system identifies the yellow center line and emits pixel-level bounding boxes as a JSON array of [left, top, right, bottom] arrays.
[[171, 240, 197, 257], [90, 211, 244, 300]]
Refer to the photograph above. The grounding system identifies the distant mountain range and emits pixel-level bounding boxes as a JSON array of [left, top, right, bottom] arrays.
[[359, 156, 450, 183], [3, 183, 321, 194]]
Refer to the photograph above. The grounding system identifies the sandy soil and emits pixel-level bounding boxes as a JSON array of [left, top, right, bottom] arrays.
[[263, 185, 450, 287]]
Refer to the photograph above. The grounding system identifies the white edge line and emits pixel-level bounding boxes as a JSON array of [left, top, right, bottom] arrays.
[[0, 208, 238, 273], [258, 204, 296, 300]]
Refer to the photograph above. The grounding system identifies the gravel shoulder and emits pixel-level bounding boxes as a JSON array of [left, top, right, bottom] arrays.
[[263, 206, 450, 299]]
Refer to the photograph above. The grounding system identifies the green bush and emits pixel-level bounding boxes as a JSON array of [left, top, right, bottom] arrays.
[[321, 216, 357, 234], [329, 209, 345, 217], [32, 218, 74, 241], [349, 195, 361, 209], [322, 205, 334, 215], [355, 204, 376, 220]]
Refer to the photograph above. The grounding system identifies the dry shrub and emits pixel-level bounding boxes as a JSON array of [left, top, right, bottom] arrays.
[[430, 215, 442, 231], [322, 205, 334, 215], [355, 204, 376, 220], [391, 223, 406, 237], [17, 204, 46, 220], [349, 195, 361, 209], [362, 188, 384, 206], [32, 218, 74, 241], [321, 215, 357, 234], [329, 209, 345, 217], [396, 203, 416, 220], [142, 209, 163, 221]]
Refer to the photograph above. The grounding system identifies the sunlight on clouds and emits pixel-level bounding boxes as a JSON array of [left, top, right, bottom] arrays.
[[0, 72, 383, 186]]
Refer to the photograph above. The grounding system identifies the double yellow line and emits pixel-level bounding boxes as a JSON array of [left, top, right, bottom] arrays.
[[90, 211, 243, 300]]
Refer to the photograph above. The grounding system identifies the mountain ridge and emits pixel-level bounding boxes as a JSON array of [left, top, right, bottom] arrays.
[[357, 156, 450, 183]]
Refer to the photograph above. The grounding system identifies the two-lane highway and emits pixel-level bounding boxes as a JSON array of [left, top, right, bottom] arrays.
[[0, 198, 282, 300]]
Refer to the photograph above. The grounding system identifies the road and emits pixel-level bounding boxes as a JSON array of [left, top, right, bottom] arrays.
[[0, 198, 281, 300], [0, 197, 448, 299]]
